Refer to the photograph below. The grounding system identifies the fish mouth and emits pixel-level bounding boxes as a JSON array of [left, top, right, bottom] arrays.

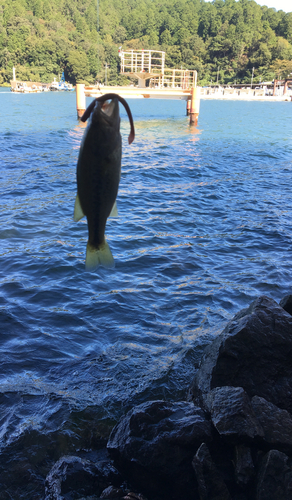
[[81, 93, 135, 144], [102, 99, 118, 116], [93, 98, 120, 128]]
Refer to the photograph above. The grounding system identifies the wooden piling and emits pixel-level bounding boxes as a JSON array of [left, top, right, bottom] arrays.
[[273, 80, 277, 97], [190, 87, 201, 126], [76, 84, 86, 119], [186, 99, 191, 116]]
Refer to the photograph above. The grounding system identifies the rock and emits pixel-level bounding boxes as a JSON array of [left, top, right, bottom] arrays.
[[256, 449, 292, 500], [234, 445, 255, 486], [189, 296, 292, 413], [192, 442, 232, 500], [45, 455, 122, 500], [107, 400, 212, 500], [251, 396, 292, 453], [100, 485, 125, 498], [99, 487, 148, 500], [76, 497, 100, 500], [122, 493, 148, 500], [207, 387, 264, 443], [0, 391, 114, 500], [279, 294, 292, 316]]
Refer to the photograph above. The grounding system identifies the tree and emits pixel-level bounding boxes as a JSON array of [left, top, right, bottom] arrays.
[[279, 13, 292, 43], [271, 58, 292, 78], [273, 37, 292, 59], [66, 49, 91, 83], [0, 0, 292, 86]]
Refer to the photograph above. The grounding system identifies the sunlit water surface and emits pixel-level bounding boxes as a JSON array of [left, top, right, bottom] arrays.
[[1, 89, 292, 462]]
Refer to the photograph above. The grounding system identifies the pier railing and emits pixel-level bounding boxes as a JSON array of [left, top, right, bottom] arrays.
[[119, 49, 165, 75], [150, 69, 197, 89]]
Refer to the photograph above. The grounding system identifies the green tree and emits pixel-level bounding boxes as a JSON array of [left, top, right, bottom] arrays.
[[271, 58, 292, 78], [67, 49, 90, 83]]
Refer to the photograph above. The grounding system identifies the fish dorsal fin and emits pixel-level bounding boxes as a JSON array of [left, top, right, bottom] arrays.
[[109, 200, 118, 217], [74, 193, 85, 222]]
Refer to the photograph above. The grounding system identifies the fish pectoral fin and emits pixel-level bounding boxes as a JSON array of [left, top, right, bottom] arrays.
[[74, 193, 85, 222], [109, 200, 118, 218], [86, 240, 115, 271]]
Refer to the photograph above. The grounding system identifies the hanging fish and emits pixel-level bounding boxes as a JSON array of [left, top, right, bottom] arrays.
[[74, 93, 135, 270]]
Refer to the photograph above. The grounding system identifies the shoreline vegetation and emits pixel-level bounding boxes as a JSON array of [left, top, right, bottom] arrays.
[[1, 0, 292, 88]]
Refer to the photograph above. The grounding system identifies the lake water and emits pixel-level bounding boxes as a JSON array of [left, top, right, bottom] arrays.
[[0, 88, 292, 497]]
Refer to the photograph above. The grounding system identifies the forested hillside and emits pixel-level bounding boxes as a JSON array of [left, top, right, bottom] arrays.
[[1, 0, 292, 86]]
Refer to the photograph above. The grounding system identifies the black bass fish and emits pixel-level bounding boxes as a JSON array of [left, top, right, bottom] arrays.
[[74, 93, 135, 270]]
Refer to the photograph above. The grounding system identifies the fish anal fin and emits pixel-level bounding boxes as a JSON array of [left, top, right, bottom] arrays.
[[86, 240, 115, 271], [74, 193, 85, 222], [109, 200, 118, 217]]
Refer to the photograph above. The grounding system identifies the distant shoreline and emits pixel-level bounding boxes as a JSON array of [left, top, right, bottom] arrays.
[[201, 87, 292, 102], [201, 94, 292, 102]]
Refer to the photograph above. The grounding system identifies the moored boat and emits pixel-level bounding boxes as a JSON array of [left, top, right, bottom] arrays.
[[10, 81, 50, 93], [50, 72, 74, 91]]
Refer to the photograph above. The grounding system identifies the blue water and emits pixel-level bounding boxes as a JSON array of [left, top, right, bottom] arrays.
[[1, 89, 292, 479]]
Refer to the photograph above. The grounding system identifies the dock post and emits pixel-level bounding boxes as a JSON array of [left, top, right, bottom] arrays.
[[186, 99, 191, 116], [273, 80, 277, 97], [76, 84, 86, 119], [190, 87, 201, 126]]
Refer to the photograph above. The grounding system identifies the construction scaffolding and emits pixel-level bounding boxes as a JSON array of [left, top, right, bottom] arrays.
[[119, 49, 165, 76], [119, 49, 197, 89], [150, 69, 197, 89]]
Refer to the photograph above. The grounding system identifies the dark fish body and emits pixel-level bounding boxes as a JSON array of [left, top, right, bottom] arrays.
[[74, 98, 121, 269]]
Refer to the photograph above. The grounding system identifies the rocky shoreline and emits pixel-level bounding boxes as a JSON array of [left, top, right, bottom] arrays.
[[42, 294, 292, 500]]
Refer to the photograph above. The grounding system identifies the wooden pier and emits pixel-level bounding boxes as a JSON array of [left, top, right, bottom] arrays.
[[83, 49, 198, 101], [83, 85, 193, 100], [77, 49, 200, 124], [76, 49, 201, 124]]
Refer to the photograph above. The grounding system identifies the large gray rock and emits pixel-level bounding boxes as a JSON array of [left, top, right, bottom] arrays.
[[107, 400, 212, 500], [45, 455, 121, 500], [251, 396, 292, 453], [192, 443, 232, 500], [189, 296, 292, 413], [256, 449, 292, 500], [234, 445, 255, 487], [279, 294, 292, 316], [207, 387, 264, 443], [100, 486, 124, 498]]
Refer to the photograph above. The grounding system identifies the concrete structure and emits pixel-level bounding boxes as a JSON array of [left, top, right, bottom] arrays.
[[273, 78, 292, 96]]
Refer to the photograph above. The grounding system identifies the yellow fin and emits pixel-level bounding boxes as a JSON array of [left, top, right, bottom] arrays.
[[74, 193, 85, 222], [85, 240, 115, 271], [109, 200, 118, 217]]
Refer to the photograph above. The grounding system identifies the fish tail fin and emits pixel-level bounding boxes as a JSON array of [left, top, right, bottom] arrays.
[[85, 240, 115, 270]]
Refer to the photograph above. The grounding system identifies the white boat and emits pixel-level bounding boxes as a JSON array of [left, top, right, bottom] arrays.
[[10, 67, 51, 92], [11, 82, 42, 93], [50, 73, 74, 91]]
